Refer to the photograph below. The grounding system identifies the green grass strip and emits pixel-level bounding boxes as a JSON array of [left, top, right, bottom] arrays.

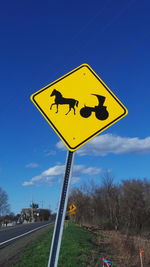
[[14, 222, 95, 267]]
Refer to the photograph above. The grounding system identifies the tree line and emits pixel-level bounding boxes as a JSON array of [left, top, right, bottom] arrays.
[[68, 173, 150, 233]]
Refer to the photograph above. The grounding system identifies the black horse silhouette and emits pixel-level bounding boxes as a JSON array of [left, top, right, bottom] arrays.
[[50, 89, 79, 115]]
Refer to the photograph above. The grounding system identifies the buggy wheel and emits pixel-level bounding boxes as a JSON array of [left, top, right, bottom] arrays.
[[95, 107, 109, 120], [80, 107, 91, 118]]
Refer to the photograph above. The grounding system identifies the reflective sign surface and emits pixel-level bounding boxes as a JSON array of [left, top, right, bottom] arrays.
[[30, 64, 128, 151]]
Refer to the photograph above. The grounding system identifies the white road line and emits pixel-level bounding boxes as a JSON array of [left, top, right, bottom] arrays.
[[0, 223, 52, 247]]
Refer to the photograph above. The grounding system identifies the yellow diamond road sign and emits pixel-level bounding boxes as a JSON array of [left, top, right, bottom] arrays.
[[69, 204, 77, 212], [30, 64, 128, 151]]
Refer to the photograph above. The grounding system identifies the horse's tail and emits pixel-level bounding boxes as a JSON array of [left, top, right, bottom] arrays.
[[76, 100, 79, 107]]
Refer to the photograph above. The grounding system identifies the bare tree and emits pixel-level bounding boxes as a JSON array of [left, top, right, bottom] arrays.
[[68, 188, 92, 224], [93, 172, 120, 229], [120, 179, 146, 232], [0, 187, 10, 216], [143, 178, 150, 227]]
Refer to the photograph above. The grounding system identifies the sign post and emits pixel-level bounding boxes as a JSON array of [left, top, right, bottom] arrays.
[[48, 151, 74, 267]]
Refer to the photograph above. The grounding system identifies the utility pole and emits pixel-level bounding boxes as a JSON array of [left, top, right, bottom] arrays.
[[31, 197, 34, 222]]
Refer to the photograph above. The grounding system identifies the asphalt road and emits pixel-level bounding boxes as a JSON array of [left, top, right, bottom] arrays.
[[0, 221, 53, 248]]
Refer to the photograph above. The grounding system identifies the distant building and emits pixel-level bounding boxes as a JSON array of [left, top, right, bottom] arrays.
[[21, 208, 51, 223]]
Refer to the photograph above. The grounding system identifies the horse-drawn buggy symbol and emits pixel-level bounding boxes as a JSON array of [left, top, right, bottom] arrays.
[[80, 94, 109, 120], [50, 89, 109, 121]]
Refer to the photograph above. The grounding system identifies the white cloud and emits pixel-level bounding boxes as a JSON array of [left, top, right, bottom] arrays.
[[32, 175, 43, 182], [56, 134, 150, 156], [25, 162, 39, 168], [45, 150, 56, 156], [82, 167, 101, 175], [43, 165, 65, 176], [22, 164, 101, 187], [22, 181, 34, 186], [56, 141, 66, 150], [71, 176, 80, 185]]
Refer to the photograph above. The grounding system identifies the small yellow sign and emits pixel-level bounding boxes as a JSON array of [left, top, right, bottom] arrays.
[[67, 204, 77, 215], [68, 204, 77, 212], [30, 64, 128, 151]]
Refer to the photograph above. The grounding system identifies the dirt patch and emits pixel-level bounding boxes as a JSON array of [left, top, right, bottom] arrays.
[[0, 224, 53, 267]]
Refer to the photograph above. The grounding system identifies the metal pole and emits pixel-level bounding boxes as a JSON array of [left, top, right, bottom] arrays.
[[140, 252, 143, 267], [48, 150, 74, 267]]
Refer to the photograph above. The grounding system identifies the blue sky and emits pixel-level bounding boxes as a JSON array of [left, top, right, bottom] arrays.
[[0, 0, 150, 214]]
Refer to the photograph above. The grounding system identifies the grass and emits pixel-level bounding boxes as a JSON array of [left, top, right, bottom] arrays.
[[14, 226, 53, 267], [59, 222, 94, 266], [16, 222, 150, 266], [14, 222, 96, 267]]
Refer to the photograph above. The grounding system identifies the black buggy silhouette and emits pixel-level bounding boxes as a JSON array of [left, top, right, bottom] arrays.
[[80, 94, 109, 120]]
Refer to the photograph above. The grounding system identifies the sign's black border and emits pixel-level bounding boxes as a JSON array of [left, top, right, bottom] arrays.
[[32, 64, 127, 151]]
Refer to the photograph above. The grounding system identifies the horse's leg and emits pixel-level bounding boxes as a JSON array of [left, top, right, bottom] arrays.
[[50, 103, 58, 113], [56, 104, 58, 113], [71, 104, 76, 115], [73, 106, 76, 115], [65, 105, 71, 115], [50, 103, 55, 110]]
